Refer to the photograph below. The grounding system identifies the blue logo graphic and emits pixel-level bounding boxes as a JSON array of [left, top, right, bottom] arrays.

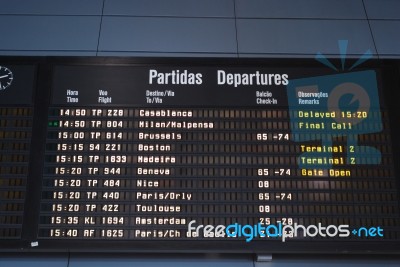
[[187, 220, 384, 242], [286, 40, 382, 169]]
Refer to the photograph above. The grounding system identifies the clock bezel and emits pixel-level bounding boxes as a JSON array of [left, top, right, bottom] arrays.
[[0, 65, 13, 90]]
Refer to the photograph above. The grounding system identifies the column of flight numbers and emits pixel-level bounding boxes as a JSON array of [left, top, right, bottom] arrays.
[[43, 108, 129, 239]]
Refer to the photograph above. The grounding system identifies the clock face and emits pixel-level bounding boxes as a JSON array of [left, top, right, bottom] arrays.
[[0, 66, 13, 90]]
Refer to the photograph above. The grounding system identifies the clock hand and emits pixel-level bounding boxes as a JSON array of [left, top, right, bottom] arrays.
[[0, 75, 9, 79]]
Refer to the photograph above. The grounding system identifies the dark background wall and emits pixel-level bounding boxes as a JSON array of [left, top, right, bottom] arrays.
[[0, 0, 400, 266], [0, 0, 399, 58]]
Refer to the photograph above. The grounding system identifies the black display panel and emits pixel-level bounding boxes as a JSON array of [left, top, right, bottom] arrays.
[[0, 57, 399, 253], [0, 63, 36, 241]]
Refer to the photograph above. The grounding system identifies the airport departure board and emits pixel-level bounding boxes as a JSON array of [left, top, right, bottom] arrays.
[[0, 57, 399, 253]]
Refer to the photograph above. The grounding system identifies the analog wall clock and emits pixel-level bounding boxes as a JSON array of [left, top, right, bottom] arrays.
[[0, 66, 13, 90]]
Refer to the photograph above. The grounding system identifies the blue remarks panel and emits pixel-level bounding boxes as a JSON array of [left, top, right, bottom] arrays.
[[0, 16, 101, 53], [364, 0, 400, 19], [370, 21, 400, 56], [104, 0, 234, 17], [0, 0, 103, 15], [98, 17, 237, 54], [235, 0, 366, 19], [237, 19, 376, 57]]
